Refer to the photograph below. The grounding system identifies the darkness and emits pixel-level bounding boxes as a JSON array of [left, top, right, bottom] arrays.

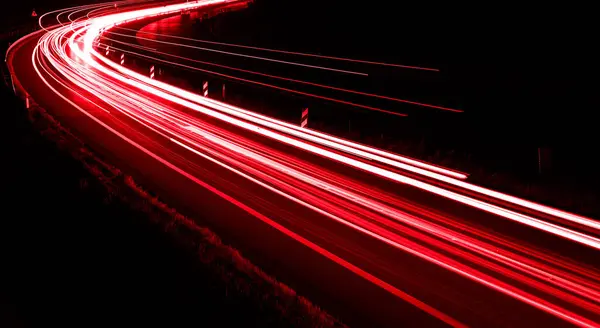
[[1, 1, 599, 326], [223, 0, 597, 173], [0, 87, 322, 327], [123, 0, 594, 191], [4, 1, 597, 180]]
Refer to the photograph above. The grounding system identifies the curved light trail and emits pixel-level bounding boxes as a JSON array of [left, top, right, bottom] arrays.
[[8, 1, 600, 327], [118, 26, 441, 72], [98, 33, 464, 113]]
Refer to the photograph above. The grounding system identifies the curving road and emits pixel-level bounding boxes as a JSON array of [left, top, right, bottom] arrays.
[[7, 1, 600, 327]]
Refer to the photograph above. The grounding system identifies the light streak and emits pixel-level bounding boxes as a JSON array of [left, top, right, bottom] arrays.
[[118, 26, 441, 72], [107, 30, 370, 76], [92, 38, 597, 234], [9, 1, 600, 326], [89, 46, 600, 250], [97, 35, 463, 112]]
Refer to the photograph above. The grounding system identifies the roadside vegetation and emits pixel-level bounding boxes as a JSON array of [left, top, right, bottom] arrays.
[[0, 83, 343, 327]]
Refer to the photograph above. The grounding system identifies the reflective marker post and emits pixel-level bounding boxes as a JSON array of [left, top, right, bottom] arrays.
[[301, 107, 308, 128]]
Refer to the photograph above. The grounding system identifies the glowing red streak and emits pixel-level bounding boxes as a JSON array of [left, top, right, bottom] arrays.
[[122, 26, 441, 71], [20, 2, 600, 326], [82, 44, 600, 251], [97, 38, 462, 112], [92, 46, 599, 234]]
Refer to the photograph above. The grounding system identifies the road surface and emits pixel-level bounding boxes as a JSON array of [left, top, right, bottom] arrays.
[[6, 1, 600, 327]]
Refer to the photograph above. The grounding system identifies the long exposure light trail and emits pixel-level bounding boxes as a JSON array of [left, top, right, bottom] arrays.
[[95, 41, 410, 117], [117, 26, 441, 71], [98, 36, 464, 113], [90, 40, 466, 177], [10, 1, 600, 326], [93, 28, 598, 232], [88, 45, 600, 250], [106, 30, 370, 76]]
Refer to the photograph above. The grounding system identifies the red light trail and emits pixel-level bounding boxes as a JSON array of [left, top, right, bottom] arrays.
[[118, 26, 442, 72], [107, 30, 371, 76], [97, 35, 464, 113], [8, 1, 600, 326]]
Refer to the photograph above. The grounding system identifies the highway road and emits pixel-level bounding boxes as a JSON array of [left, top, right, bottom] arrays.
[[7, 1, 600, 327]]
